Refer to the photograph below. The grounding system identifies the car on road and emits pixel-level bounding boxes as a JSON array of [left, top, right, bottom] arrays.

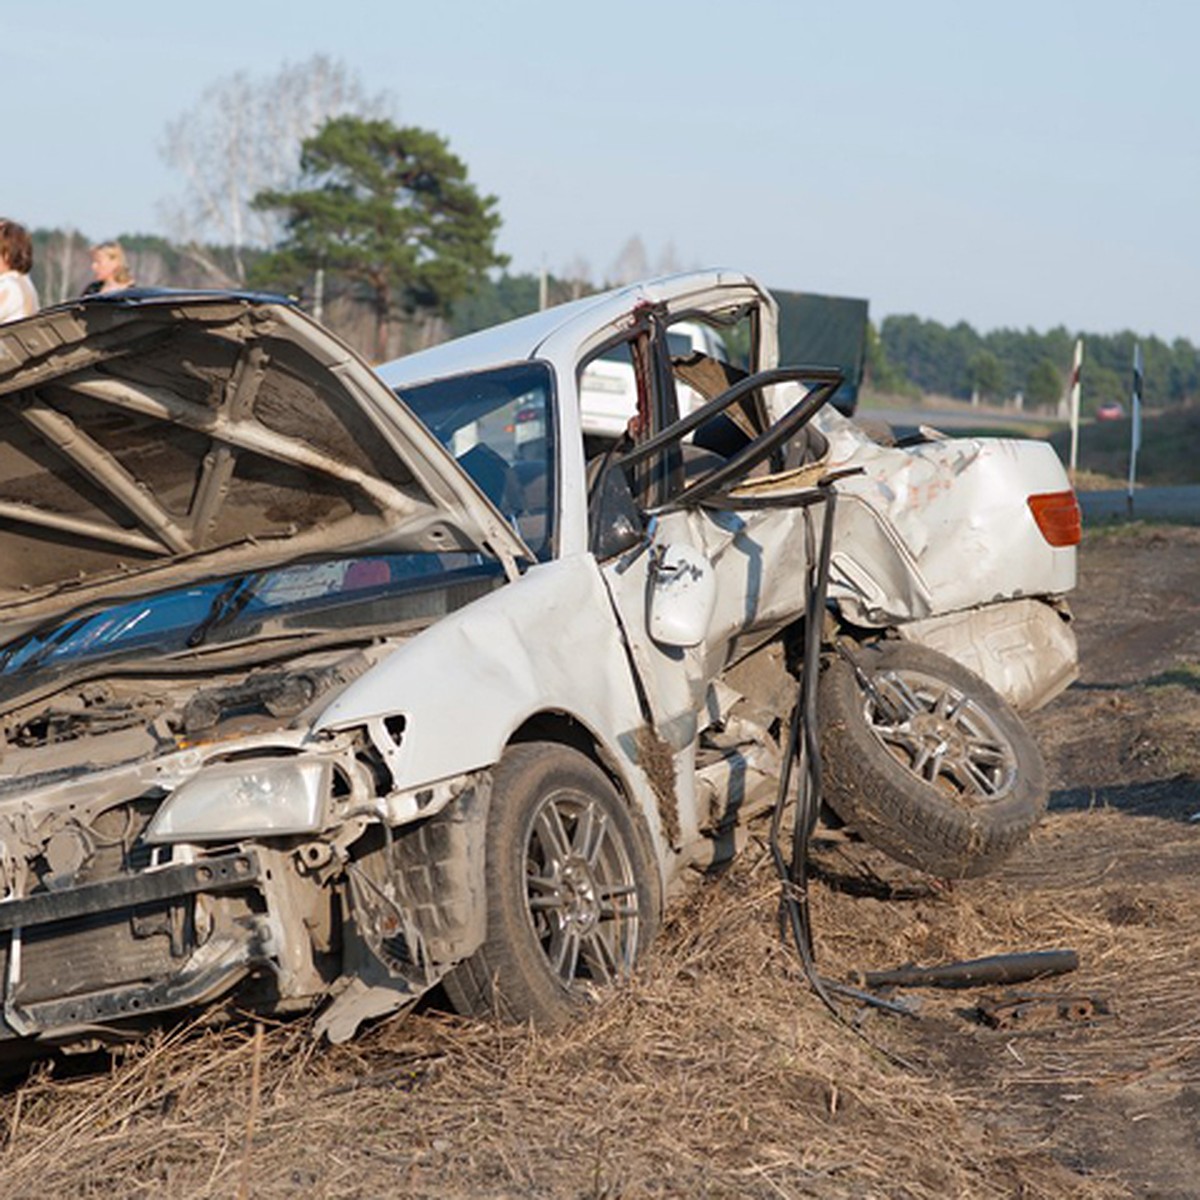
[[1096, 401, 1126, 421], [0, 273, 1079, 1054]]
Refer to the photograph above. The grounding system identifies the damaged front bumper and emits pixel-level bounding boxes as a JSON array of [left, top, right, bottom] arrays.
[[0, 849, 269, 1041], [0, 738, 492, 1050]]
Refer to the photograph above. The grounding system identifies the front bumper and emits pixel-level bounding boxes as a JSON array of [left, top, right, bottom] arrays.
[[0, 850, 269, 1040]]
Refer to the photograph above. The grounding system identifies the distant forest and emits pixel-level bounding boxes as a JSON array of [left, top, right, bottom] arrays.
[[30, 229, 1199, 414], [873, 314, 1199, 411]]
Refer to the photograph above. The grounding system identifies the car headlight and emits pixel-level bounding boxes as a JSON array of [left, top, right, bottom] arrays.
[[146, 758, 331, 843]]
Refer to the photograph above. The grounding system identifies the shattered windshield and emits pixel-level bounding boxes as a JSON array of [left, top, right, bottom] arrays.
[[0, 551, 497, 681]]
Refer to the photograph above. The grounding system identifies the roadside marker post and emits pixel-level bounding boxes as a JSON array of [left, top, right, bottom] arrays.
[[1067, 338, 1083, 486], [1127, 343, 1143, 519]]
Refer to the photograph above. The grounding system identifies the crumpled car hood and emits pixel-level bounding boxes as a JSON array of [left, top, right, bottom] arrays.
[[0, 294, 530, 644]]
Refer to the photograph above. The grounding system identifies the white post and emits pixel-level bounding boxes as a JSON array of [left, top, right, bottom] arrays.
[[59, 230, 76, 304], [313, 266, 325, 324], [1068, 338, 1083, 485], [1127, 342, 1143, 517]]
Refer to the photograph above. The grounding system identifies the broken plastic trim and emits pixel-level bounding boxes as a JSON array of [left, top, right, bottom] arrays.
[[0, 850, 260, 932]]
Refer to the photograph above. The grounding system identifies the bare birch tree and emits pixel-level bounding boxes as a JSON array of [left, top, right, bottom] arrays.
[[559, 255, 593, 300], [37, 229, 89, 304], [159, 55, 391, 285], [656, 241, 683, 276], [608, 235, 649, 286]]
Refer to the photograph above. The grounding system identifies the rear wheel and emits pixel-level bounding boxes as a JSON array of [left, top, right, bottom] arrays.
[[819, 641, 1047, 878], [443, 742, 660, 1026]]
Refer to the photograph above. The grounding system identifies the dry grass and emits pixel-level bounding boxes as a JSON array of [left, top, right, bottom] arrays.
[[1070, 468, 1126, 491], [1051, 405, 1200, 487], [0, 824, 1161, 1200]]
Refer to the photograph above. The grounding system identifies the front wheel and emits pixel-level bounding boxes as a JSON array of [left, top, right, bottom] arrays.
[[818, 641, 1048, 878], [443, 742, 660, 1027]]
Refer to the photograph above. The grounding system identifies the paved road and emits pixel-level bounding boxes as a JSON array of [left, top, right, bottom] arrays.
[[865, 404, 1052, 431], [1077, 486, 1200, 526]]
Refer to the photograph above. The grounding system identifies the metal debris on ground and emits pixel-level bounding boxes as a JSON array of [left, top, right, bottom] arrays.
[[976, 991, 1112, 1031]]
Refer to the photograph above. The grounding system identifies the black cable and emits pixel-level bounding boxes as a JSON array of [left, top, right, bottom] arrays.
[[769, 481, 917, 1021]]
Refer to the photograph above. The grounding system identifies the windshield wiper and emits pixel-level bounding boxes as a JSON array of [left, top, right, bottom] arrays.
[[186, 574, 265, 648]]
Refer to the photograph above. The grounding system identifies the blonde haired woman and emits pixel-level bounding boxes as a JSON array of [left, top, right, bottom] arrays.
[[83, 240, 135, 295], [0, 219, 39, 323]]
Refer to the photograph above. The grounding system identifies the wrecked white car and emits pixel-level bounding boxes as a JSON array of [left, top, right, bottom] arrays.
[[0, 272, 1079, 1051]]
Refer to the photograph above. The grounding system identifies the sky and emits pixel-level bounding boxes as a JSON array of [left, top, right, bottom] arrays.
[[8, 0, 1199, 341]]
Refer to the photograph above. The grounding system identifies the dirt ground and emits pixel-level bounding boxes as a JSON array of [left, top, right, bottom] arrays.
[[1, 524, 1198, 1199], [856, 522, 1200, 1197]]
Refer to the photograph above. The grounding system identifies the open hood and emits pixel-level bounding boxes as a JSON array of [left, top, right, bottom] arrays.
[[0, 294, 532, 641]]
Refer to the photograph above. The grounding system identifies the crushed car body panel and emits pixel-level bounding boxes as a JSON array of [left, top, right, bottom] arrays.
[[792, 408, 1078, 627], [897, 597, 1077, 711], [317, 555, 662, 833]]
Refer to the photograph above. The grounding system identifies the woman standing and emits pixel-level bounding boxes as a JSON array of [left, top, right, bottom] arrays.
[[83, 241, 135, 295], [0, 219, 39, 324]]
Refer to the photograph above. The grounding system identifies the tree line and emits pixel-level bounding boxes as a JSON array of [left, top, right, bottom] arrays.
[[451, 279, 1200, 415], [33, 221, 1199, 414], [872, 313, 1200, 412]]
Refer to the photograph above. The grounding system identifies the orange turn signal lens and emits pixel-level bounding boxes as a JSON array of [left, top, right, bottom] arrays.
[[1028, 490, 1082, 547]]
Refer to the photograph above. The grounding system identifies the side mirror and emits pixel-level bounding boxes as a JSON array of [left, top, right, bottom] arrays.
[[647, 543, 716, 648]]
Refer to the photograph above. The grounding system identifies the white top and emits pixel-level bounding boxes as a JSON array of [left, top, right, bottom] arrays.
[[0, 270, 39, 323]]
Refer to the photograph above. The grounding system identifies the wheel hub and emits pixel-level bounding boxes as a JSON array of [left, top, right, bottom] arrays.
[[867, 668, 1017, 802], [559, 857, 600, 933], [909, 711, 966, 759], [522, 787, 642, 989]]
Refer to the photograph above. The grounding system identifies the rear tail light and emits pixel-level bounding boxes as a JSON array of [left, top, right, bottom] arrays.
[[1028, 490, 1082, 547]]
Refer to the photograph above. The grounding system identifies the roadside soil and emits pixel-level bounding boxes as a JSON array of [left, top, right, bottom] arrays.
[[833, 522, 1200, 1198], [0, 524, 1197, 1198]]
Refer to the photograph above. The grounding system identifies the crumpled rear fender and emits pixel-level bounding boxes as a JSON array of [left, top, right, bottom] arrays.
[[896, 597, 1078, 712]]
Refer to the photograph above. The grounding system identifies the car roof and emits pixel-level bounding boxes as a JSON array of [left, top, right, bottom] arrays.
[[376, 269, 758, 389]]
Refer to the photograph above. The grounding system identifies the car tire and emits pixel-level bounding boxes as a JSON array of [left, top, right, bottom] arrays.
[[818, 641, 1048, 878], [442, 742, 660, 1027]]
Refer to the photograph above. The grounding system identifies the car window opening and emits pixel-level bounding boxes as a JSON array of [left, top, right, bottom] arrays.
[[397, 362, 556, 562]]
